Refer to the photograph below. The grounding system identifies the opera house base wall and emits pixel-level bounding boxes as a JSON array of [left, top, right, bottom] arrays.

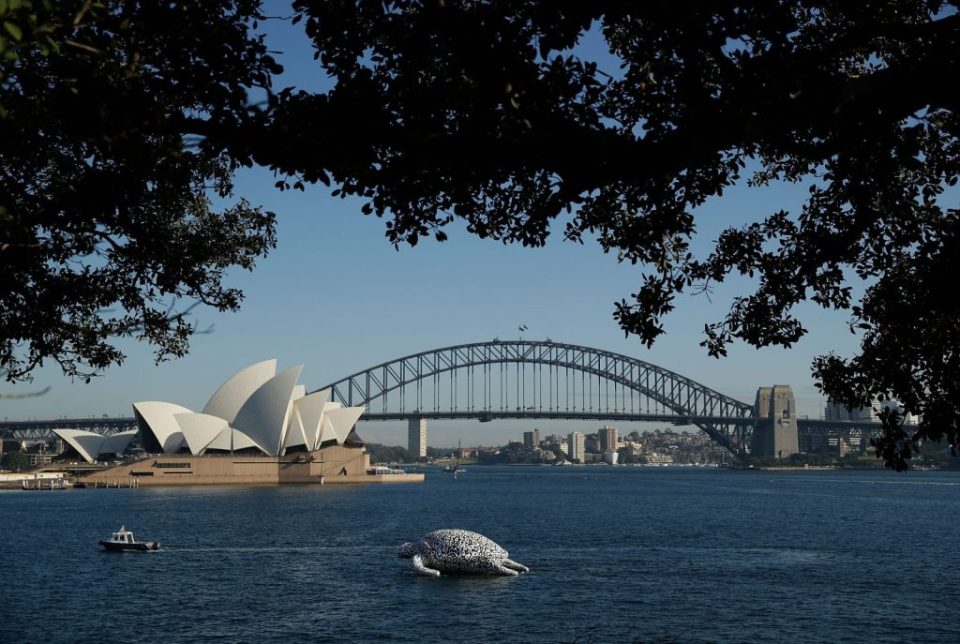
[[80, 445, 424, 487]]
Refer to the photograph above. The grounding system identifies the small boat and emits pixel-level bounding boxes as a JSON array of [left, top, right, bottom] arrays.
[[99, 525, 159, 552], [444, 441, 466, 474]]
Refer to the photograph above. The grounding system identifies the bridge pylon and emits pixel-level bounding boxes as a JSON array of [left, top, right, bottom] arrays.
[[408, 418, 427, 458], [751, 385, 800, 459]]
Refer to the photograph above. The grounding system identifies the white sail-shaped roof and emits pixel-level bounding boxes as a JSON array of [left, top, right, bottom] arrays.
[[230, 429, 261, 451], [100, 429, 139, 456], [53, 428, 138, 463], [202, 358, 277, 424], [295, 389, 329, 450], [132, 401, 192, 453], [281, 384, 310, 452], [282, 406, 308, 451], [53, 429, 105, 463], [323, 406, 365, 444], [232, 364, 304, 456], [317, 417, 339, 446], [175, 413, 229, 455], [315, 400, 342, 446], [125, 359, 365, 458], [204, 427, 261, 452]]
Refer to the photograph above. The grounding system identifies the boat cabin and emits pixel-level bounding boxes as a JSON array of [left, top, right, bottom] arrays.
[[108, 526, 136, 544]]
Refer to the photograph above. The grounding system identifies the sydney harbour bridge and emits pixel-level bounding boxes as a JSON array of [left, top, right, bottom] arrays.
[[1, 340, 881, 460]]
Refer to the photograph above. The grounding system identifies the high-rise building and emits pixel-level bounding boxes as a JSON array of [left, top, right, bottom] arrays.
[[825, 398, 919, 425], [523, 429, 541, 450], [567, 432, 585, 463], [408, 418, 427, 457], [598, 425, 619, 452]]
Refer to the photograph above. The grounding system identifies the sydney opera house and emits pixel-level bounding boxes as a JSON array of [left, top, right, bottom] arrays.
[[56, 360, 422, 486]]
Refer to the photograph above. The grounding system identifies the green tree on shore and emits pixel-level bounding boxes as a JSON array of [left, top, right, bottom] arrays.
[[1, 449, 28, 471]]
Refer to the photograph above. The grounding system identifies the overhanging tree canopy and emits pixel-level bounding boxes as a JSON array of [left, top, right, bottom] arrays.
[[0, 0, 277, 381], [2, 0, 959, 468], [276, 0, 960, 469]]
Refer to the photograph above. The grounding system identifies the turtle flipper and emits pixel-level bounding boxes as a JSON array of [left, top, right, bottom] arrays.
[[490, 563, 520, 576], [411, 554, 441, 577], [504, 558, 529, 573]]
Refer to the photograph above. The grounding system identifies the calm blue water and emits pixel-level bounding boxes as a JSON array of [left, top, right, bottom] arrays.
[[1, 466, 958, 643]]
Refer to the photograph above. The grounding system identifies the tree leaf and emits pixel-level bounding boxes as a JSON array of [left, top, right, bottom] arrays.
[[3, 21, 22, 41]]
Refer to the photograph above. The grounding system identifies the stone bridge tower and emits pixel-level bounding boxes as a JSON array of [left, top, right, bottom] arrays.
[[752, 385, 799, 459]]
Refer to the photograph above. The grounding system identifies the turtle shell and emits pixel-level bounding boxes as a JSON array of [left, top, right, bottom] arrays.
[[419, 529, 508, 566]]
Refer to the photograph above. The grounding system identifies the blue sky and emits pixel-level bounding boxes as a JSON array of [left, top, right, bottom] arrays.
[[2, 10, 862, 447]]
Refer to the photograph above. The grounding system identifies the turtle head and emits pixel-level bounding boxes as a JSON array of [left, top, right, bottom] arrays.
[[397, 541, 416, 559]]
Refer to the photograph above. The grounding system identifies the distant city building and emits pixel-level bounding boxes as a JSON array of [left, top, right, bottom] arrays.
[[567, 431, 585, 463], [545, 434, 563, 447], [523, 429, 541, 450], [584, 433, 600, 454], [824, 398, 919, 425], [602, 449, 619, 465], [598, 425, 618, 452], [408, 418, 428, 457], [623, 441, 643, 457], [25, 452, 53, 466]]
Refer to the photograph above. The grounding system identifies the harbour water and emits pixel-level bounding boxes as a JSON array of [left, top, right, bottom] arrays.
[[1, 466, 958, 643]]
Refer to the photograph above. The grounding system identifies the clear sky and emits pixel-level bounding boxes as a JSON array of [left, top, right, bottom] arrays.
[[2, 9, 862, 447]]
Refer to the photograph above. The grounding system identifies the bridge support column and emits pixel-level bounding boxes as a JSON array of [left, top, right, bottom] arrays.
[[408, 418, 427, 458], [752, 385, 800, 460]]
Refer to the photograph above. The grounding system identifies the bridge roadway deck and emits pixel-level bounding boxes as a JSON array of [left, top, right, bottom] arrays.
[[1, 414, 884, 440], [361, 411, 750, 424]]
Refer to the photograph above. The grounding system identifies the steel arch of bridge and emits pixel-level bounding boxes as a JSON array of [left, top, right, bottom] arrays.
[[315, 340, 756, 457]]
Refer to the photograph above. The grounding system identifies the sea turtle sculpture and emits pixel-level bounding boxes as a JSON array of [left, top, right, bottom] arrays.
[[398, 529, 529, 577]]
